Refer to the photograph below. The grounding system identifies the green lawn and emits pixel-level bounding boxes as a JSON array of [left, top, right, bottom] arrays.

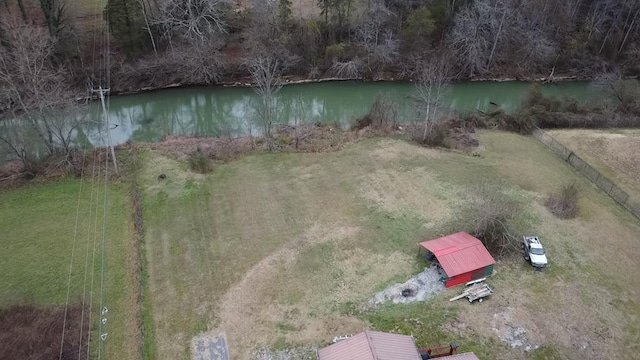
[[0, 179, 138, 360], [139, 131, 640, 359]]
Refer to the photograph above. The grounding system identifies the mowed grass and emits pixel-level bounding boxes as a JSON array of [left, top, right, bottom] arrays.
[[139, 131, 640, 360], [0, 179, 138, 360]]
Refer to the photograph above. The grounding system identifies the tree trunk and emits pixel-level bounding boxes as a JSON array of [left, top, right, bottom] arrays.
[[487, 7, 507, 71], [422, 101, 431, 142], [138, 0, 158, 55], [598, 24, 614, 55], [16, 0, 28, 22], [619, 7, 639, 53]]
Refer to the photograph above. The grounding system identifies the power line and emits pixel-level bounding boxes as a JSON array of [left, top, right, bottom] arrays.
[[97, 0, 113, 356], [85, 162, 102, 359], [97, 129, 110, 360], [58, 151, 88, 360], [77, 152, 100, 359]]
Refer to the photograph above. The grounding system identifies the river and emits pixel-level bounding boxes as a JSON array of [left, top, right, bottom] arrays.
[[88, 80, 592, 147], [3, 80, 596, 158]]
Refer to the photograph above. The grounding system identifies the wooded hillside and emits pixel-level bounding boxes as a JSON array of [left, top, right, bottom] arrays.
[[1, 0, 639, 95]]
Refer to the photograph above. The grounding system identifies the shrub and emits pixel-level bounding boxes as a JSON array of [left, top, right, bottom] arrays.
[[450, 184, 523, 259], [522, 83, 546, 109], [501, 112, 536, 134], [325, 43, 346, 61], [187, 153, 214, 174], [410, 122, 448, 147], [546, 183, 579, 219], [522, 84, 583, 113], [329, 57, 362, 79], [402, 7, 436, 46], [353, 94, 398, 130], [484, 109, 536, 134], [277, 136, 292, 146]]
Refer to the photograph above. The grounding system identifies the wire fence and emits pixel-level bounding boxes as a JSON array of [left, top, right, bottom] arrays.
[[533, 128, 640, 220]]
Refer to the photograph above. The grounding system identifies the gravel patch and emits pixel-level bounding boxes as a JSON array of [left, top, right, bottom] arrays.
[[192, 332, 229, 360], [490, 311, 539, 352], [373, 266, 445, 304], [250, 346, 318, 360], [495, 325, 539, 352]]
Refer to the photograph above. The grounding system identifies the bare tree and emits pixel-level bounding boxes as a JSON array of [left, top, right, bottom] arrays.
[[510, 7, 557, 71], [329, 57, 362, 78], [594, 72, 640, 114], [39, 0, 70, 37], [356, 0, 399, 76], [168, 40, 225, 83], [0, 19, 87, 165], [242, 0, 300, 75], [0, 19, 66, 112], [485, 1, 511, 70], [449, 0, 562, 76], [0, 118, 36, 170], [248, 56, 282, 139], [154, 0, 232, 44], [582, 0, 640, 56], [618, 0, 640, 53], [137, 0, 158, 55], [448, 1, 491, 76], [413, 56, 451, 142]]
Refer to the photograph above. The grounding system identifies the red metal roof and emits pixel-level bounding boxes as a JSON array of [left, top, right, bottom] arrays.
[[318, 331, 422, 360], [419, 232, 496, 278]]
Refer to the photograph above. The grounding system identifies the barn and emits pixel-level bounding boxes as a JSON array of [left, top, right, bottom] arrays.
[[419, 232, 496, 288]]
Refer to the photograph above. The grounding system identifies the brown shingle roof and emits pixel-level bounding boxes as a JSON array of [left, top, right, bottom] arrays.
[[318, 331, 422, 360]]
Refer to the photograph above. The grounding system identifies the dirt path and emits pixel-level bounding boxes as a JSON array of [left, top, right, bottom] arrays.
[[215, 225, 364, 359]]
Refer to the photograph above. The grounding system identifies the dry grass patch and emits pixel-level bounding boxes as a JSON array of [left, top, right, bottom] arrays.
[[139, 133, 640, 360], [139, 138, 451, 359], [370, 138, 442, 161], [216, 225, 362, 358], [464, 131, 640, 359], [548, 129, 640, 197], [359, 167, 452, 223], [139, 151, 206, 198]]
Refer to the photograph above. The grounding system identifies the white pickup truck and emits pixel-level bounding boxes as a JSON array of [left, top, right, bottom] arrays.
[[522, 236, 548, 269]]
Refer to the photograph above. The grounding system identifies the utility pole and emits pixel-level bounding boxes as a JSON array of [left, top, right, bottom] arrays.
[[94, 87, 119, 175]]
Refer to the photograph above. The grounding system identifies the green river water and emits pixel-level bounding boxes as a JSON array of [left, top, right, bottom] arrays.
[[89, 80, 592, 147]]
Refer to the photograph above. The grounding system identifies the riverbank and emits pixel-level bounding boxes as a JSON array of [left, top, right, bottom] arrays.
[[107, 73, 604, 98], [0, 117, 482, 189]]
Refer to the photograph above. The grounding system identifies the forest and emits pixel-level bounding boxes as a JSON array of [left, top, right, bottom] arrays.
[[1, 0, 640, 170], [1, 0, 639, 100]]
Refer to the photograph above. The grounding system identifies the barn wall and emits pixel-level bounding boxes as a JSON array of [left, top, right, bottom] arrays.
[[445, 272, 473, 288], [445, 265, 494, 288]]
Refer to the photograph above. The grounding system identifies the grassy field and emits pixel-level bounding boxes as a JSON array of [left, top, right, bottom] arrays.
[[139, 131, 640, 359], [548, 129, 640, 198], [0, 178, 138, 360]]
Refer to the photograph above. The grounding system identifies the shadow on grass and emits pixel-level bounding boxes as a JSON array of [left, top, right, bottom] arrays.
[[0, 304, 88, 360]]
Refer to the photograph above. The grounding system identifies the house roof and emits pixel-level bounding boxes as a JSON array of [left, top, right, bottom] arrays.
[[318, 331, 422, 360], [419, 232, 496, 278], [437, 353, 480, 360]]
